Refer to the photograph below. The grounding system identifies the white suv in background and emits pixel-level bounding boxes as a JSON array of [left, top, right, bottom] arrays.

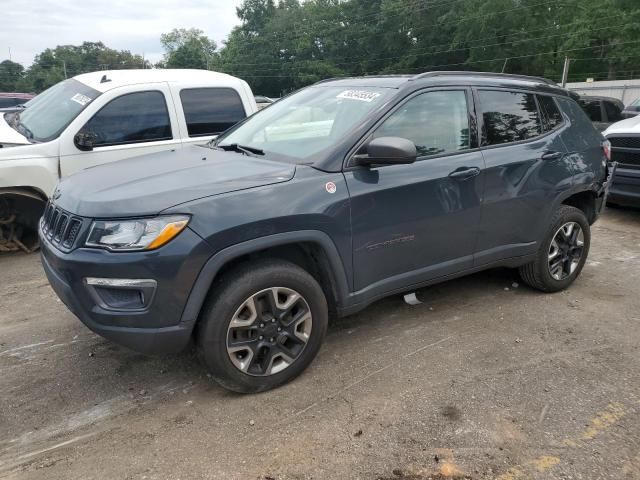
[[0, 69, 258, 251]]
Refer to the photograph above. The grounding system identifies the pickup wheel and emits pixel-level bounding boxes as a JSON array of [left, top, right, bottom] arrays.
[[197, 259, 328, 393], [519, 205, 590, 292]]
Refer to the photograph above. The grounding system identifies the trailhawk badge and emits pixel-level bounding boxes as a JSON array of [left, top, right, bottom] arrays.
[[325, 182, 337, 194]]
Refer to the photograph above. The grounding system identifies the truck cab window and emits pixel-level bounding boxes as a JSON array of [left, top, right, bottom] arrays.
[[83, 91, 172, 147]]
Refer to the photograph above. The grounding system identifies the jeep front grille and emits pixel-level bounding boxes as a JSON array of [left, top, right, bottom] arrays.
[[41, 203, 84, 250]]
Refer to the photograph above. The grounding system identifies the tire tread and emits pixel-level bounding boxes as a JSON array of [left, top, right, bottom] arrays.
[[518, 205, 589, 293]]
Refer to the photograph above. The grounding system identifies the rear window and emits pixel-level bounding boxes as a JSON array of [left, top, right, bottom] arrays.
[[479, 90, 542, 146], [604, 101, 623, 122], [538, 95, 564, 131], [579, 99, 602, 122], [180, 88, 246, 137]]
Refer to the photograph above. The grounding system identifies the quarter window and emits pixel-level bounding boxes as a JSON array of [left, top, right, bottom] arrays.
[[479, 90, 542, 146], [180, 88, 246, 137], [83, 91, 172, 147], [538, 95, 563, 131], [372, 90, 470, 157]]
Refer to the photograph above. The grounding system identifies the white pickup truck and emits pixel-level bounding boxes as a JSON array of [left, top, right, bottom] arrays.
[[0, 69, 257, 251]]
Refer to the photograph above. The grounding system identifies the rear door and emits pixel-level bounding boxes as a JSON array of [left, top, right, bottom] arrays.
[[344, 88, 485, 292], [474, 89, 572, 266]]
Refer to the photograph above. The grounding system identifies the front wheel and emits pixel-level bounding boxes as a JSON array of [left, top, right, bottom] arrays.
[[197, 259, 328, 393], [519, 205, 591, 292]]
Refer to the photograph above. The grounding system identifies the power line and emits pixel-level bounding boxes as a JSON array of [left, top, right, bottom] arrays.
[[224, 19, 639, 73], [231, 40, 640, 79], [238, 0, 563, 46]]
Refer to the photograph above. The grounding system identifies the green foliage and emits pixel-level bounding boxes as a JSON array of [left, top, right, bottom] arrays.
[[0, 60, 25, 91], [4, 0, 640, 95], [2, 42, 149, 93], [215, 0, 640, 96], [159, 28, 218, 69]]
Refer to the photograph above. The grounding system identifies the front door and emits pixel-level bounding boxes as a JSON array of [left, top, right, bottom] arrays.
[[59, 87, 181, 177], [344, 88, 485, 292]]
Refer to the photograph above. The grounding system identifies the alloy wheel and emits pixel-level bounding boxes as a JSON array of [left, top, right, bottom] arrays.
[[226, 287, 313, 376], [548, 222, 585, 281]]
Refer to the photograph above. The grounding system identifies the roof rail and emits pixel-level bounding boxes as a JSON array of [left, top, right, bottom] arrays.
[[313, 77, 343, 85], [410, 71, 558, 86], [313, 74, 412, 85]]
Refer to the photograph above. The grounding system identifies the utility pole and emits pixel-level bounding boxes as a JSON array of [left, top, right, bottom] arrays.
[[63, 60, 67, 79], [501, 58, 509, 73], [8, 47, 11, 61], [142, 53, 145, 69], [561, 56, 571, 87]]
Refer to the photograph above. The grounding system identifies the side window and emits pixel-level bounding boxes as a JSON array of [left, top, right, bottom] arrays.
[[83, 91, 172, 147], [180, 88, 246, 137], [538, 95, 564, 131], [579, 99, 602, 122], [479, 90, 541, 146], [0, 98, 15, 108], [604, 101, 623, 123], [372, 90, 470, 157]]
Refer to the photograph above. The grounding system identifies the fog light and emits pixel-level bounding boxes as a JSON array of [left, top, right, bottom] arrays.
[[85, 278, 157, 311]]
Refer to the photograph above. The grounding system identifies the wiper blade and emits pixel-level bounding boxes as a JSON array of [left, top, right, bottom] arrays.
[[17, 121, 34, 140], [217, 143, 265, 156]]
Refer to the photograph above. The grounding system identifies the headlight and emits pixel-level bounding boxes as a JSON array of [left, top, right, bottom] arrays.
[[85, 215, 189, 251]]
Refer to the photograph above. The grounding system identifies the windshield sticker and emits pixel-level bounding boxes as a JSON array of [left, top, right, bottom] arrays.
[[336, 90, 382, 103], [71, 93, 92, 106]]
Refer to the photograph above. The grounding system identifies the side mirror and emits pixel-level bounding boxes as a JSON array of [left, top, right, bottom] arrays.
[[74, 131, 97, 151], [355, 136, 417, 166]]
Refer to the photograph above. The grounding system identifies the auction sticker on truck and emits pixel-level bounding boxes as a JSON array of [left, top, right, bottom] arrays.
[[71, 93, 92, 106], [336, 90, 382, 102]]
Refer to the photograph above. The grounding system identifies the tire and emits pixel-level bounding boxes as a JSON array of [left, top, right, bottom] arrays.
[[197, 259, 328, 393], [519, 205, 591, 293]]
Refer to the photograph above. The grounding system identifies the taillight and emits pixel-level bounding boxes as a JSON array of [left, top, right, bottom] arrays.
[[602, 139, 612, 161]]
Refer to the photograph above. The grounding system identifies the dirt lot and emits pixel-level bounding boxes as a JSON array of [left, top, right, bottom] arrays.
[[1, 207, 639, 480]]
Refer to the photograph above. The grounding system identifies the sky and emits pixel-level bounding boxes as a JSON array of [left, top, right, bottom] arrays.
[[1, 0, 245, 66]]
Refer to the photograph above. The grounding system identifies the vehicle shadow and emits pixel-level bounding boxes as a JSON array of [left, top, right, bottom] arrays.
[[604, 204, 640, 226]]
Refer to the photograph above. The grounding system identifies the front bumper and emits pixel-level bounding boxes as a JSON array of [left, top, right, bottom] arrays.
[[39, 224, 213, 354]]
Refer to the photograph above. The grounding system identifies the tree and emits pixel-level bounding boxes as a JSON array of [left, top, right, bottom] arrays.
[[159, 28, 218, 69], [16, 42, 149, 93], [216, 0, 640, 93], [0, 60, 25, 91]]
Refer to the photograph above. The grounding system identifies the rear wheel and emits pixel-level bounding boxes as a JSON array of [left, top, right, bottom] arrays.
[[197, 259, 328, 393], [519, 205, 590, 292]]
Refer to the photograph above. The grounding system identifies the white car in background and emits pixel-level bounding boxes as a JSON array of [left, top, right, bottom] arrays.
[[0, 69, 258, 251]]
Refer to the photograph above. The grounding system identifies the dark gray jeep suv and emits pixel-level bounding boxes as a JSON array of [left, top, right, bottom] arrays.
[[40, 72, 611, 393]]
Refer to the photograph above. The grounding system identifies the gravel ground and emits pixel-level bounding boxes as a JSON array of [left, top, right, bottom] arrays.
[[0, 207, 639, 480]]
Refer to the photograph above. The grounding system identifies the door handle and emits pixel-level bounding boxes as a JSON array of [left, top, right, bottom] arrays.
[[541, 151, 564, 161], [448, 167, 480, 180]]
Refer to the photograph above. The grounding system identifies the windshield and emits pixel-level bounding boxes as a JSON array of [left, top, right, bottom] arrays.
[[11, 79, 100, 142], [216, 86, 393, 162], [631, 98, 640, 107]]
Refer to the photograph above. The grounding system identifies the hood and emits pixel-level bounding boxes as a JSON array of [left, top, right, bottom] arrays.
[[604, 116, 640, 137], [0, 114, 30, 147], [55, 145, 295, 218]]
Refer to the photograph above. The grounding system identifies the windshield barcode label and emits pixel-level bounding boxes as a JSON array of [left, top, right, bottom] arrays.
[[71, 93, 92, 106], [336, 90, 382, 103]]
